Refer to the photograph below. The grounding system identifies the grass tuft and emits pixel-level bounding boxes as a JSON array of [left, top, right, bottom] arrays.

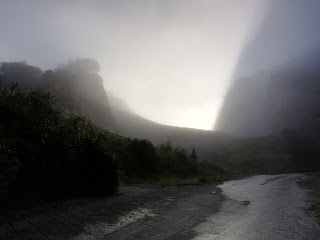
[[311, 202, 320, 224]]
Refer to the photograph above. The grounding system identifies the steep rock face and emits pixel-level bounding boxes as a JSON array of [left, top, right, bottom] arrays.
[[215, 56, 320, 137], [42, 68, 116, 132], [233, 0, 320, 79], [215, 74, 272, 137], [0, 60, 117, 132], [216, 0, 320, 138]]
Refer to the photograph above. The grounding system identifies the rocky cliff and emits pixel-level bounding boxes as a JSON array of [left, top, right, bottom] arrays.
[[215, 54, 320, 137]]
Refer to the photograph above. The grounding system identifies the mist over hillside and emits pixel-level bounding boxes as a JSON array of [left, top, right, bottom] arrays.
[[109, 94, 231, 154], [214, 0, 320, 138], [2, 3, 320, 237], [0, 60, 231, 157], [215, 52, 320, 138], [1, 59, 239, 207], [1, 57, 319, 181], [0, 60, 116, 131], [2, 58, 318, 175], [232, 0, 320, 78]]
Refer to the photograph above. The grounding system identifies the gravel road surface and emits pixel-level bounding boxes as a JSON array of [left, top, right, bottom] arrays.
[[1, 173, 319, 239], [193, 173, 320, 240]]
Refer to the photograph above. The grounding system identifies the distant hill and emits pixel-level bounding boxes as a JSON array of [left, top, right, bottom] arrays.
[[215, 53, 320, 138], [108, 94, 231, 157]]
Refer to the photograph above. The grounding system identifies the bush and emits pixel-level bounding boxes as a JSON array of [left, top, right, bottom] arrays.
[[119, 139, 157, 178], [282, 129, 320, 171], [0, 137, 21, 196], [0, 84, 120, 205], [157, 143, 199, 178], [119, 140, 232, 183]]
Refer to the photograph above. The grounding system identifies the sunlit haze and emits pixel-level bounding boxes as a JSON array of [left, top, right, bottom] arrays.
[[0, 0, 268, 129]]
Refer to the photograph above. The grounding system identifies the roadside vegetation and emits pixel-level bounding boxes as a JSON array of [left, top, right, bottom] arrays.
[[119, 140, 236, 187], [311, 171, 320, 177], [0, 85, 119, 207], [209, 132, 320, 174], [309, 172, 320, 225], [209, 136, 291, 174], [0, 83, 235, 209], [311, 202, 320, 224]]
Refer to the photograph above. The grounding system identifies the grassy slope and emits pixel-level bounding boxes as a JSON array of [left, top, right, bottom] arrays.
[[208, 137, 294, 174], [311, 202, 320, 224]]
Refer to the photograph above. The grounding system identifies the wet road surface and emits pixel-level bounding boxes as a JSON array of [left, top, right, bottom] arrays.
[[1, 174, 320, 239], [194, 174, 320, 240], [0, 183, 223, 240]]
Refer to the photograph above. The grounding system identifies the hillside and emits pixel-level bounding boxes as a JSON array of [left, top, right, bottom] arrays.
[[108, 94, 232, 157], [108, 96, 311, 174], [2, 59, 318, 177], [0, 60, 117, 132], [0, 60, 233, 162], [0, 81, 235, 208], [215, 53, 320, 138]]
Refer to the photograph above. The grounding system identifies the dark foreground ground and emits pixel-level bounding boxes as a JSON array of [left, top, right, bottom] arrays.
[[1, 174, 320, 240], [0, 183, 223, 240]]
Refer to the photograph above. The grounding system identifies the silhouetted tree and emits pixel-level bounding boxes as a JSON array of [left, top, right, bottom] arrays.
[[191, 147, 197, 160], [120, 139, 157, 178]]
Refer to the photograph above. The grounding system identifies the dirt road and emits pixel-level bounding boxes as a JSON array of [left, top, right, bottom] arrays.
[[1, 174, 319, 239], [194, 174, 320, 240]]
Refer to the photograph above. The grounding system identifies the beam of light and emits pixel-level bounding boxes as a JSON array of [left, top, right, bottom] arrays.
[[0, 0, 270, 130], [214, 0, 320, 132]]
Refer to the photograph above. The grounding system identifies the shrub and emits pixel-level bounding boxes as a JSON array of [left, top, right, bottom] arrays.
[[0, 84, 120, 205], [119, 139, 157, 178]]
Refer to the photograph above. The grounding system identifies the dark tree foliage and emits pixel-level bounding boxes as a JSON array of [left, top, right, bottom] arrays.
[[119, 139, 157, 178], [191, 148, 197, 160], [156, 143, 199, 178], [118, 139, 228, 182], [282, 129, 320, 170], [0, 84, 119, 205]]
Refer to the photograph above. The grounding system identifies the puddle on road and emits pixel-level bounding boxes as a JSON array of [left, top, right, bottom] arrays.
[[71, 208, 156, 239]]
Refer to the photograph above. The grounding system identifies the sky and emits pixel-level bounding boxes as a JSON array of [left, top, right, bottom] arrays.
[[0, 0, 269, 130]]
